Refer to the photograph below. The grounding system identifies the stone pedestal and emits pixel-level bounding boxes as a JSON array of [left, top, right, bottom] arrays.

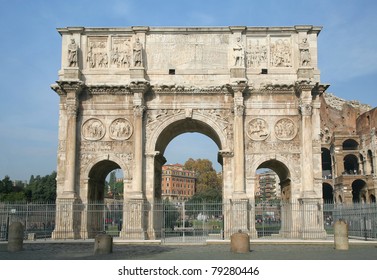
[[298, 198, 327, 239], [63, 67, 81, 80], [334, 220, 349, 250], [130, 67, 146, 80], [120, 199, 146, 239], [230, 67, 246, 80], [8, 222, 24, 252], [230, 230, 250, 253], [297, 67, 314, 80]]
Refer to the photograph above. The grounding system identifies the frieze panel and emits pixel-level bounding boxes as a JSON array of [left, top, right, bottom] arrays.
[[246, 118, 269, 141], [246, 38, 267, 68], [270, 37, 292, 67], [247, 140, 301, 154], [111, 37, 132, 68], [80, 140, 133, 153], [87, 37, 109, 69], [82, 118, 106, 141]]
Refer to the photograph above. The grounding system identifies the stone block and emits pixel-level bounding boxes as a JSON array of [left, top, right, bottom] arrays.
[[334, 219, 349, 250], [230, 230, 250, 253], [94, 234, 113, 255], [8, 222, 24, 252]]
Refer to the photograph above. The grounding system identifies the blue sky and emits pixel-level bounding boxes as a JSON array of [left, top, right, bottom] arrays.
[[0, 0, 376, 180]]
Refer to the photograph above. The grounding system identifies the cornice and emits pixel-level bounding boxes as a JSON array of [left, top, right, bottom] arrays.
[[258, 83, 295, 95], [151, 84, 230, 95]]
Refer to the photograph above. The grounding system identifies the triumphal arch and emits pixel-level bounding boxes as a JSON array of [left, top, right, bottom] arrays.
[[51, 26, 329, 239]]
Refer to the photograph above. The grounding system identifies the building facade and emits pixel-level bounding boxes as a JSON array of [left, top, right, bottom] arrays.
[[320, 94, 377, 204], [161, 164, 196, 202]]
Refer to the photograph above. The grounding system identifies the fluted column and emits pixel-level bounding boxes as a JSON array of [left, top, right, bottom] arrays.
[[232, 83, 247, 195], [59, 81, 83, 198], [130, 82, 150, 199]]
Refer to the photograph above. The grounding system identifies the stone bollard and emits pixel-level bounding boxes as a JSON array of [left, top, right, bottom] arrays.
[[94, 234, 113, 255], [334, 219, 349, 250], [7, 222, 24, 252], [230, 230, 250, 253]]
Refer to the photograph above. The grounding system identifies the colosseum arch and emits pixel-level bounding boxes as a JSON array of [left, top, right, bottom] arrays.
[[51, 25, 329, 240]]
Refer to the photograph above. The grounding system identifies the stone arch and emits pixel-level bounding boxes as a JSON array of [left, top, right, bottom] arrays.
[[343, 154, 359, 175], [82, 154, 131, 202], [342, 139, 359, 150], [370, 194, 376, 203], [251, 156, 294, 202], [146, 111, 229, 154]]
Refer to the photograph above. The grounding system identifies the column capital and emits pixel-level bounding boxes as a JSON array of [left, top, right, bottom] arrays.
[[295, 81, 329, 97], [129, 81, 150, 95], [226, 81, 249, 96], [299, 102, 313, 116], [55, 80, 84, 95]]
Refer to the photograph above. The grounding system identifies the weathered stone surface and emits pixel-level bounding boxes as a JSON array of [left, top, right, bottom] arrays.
[[50, 25, 373, 241], [7, 222, 24, 252]]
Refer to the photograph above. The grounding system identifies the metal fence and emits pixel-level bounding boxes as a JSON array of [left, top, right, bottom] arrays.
[[1, 200, 376, 242]]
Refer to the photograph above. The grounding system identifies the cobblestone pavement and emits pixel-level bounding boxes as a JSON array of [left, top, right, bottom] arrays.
[[0, 241, 376, 260]]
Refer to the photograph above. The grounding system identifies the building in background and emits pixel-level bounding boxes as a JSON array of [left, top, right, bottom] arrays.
[[255, 171, 281, 202], [161, 164, 196, 202]]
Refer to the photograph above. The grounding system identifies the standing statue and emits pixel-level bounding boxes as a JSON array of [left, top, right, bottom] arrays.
[[299, 38, 311, 67], [233, 37, 244, 67], [133, 38, 143, 67], [68, 38, 78, 67]]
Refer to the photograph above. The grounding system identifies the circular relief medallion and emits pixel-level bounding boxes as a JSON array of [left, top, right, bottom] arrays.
[[109, 118, 133, 140], [247, 118, 269, 141], [274, 118, 297, 140], [82, 118, 105, 141]]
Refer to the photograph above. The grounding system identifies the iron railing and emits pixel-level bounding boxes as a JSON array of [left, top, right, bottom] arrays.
[[1, 200, 376, 242]]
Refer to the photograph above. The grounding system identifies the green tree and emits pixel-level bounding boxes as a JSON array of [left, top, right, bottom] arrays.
[[24, 172, 57, 202], [184, 158, 222, 201]]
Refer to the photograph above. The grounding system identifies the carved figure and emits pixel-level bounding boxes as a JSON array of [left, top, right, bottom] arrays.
[[82, 119, 105, 140], [110, 118, 133, 140], [247, 118, 269, 140], [87, 46, 95, 68], [233, 37, 244, 67], [133, 38, 143, 67], [68, 38, 78, 67], [299, 38, 311, 66], [246, 40, 267, 68], [270, 39, 292, 67], [275, 118, 297, 140]]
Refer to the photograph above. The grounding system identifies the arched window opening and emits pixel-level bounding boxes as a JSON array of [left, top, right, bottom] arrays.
[[343, 154, 359, 175], [352, 180, 367, 203], [342, 139, 359, 150], [321, 148, 332, 179], [368, 150, 374, 174]]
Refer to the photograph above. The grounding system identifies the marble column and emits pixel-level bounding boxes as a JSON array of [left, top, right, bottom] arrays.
[[232, 83, 247, 196]]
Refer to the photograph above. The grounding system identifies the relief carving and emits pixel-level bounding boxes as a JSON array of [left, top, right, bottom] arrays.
[[82, 118, 105, 140], [247, 141, 301, 154], [81, 141, 132, 153], [247, 118, 269, 140], [274, 118, 297, 140], [111, 37, 132, 68], [87, 38, 108, 68], [109, 118, 133, 140], [270, 38, 292, 67], [246, 39, 267, 68]]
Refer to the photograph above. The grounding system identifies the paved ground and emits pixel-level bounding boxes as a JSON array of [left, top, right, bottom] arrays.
[[0, 240, 376, 260]]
